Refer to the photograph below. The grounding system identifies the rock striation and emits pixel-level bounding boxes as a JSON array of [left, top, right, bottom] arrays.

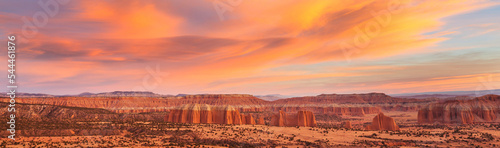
[[0, 102, 166, 122], [167, 104, 260, 125], [253, 106, 381, 116], [365, 113, 399, 131], [418, 94, 500, 124], [0, 92, 430, 115], [2, 94, 269, 113], [272, 93, 430, 104], [270, 110, 317, 127]]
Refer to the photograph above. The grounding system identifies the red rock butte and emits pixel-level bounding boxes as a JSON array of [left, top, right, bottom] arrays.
[[365, 113, 400, 131], [418, 94, 500, 124], [166, 104, 259, 125], [270, 110, 317, 127]]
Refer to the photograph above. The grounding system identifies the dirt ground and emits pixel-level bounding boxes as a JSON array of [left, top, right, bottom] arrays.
[[1, 111, 499, 147]]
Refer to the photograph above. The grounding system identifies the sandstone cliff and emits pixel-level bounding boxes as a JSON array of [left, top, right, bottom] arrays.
[[241, 114, 256, 125], [272, 93, 431, 104], [167, 104, 261, 125], [270, 110, 317, 127], [418, 94, 500, 124], [0, 102, 166, 123], [1, 94, 269, 113], [0, 93, 428, 116], [365, 113, 399, 131], [250, 106, 381, 116]]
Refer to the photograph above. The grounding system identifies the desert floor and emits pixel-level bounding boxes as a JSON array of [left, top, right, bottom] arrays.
[[1, 111, 499, 147]]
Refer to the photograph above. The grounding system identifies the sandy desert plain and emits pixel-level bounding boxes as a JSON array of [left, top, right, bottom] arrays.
[[0, 92, 499, 147]]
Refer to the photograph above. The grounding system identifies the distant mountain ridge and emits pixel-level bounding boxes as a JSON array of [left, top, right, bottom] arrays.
[[75, 91, 174, 97], [0, 92, 55, 98], [390, 89, 500, 99], [254, 94, 296, 101], [4, 89, 499, 99], [0, 91, 173, 98]]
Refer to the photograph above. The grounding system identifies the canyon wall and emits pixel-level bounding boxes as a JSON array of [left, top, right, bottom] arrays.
[[0, 93, 432, 116], [418, 95, 500, 124], [1, 94, 269, 113], [270, 110, 317, 127], [167, 104, 260, 125], [0, 102, 166, 122], [240, 106, 380, 116]]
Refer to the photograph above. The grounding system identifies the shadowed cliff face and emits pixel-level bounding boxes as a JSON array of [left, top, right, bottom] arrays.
[[418, 95, 500, 124], [365, 113, 400, 131]]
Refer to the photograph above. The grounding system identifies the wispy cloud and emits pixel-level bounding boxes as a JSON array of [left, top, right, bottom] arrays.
[[0, 0, 499, 95]]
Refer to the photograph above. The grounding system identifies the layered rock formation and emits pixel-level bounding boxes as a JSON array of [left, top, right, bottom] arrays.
[[0, 102, 166, 122], [167, 104, 261, 125], [249, 106, 381, 116], [1, 94, 269, 113], [365, 113, 399, 131], [0, 92, 428, 116], [418, 94, 500, 124], [272, 93, 431, 104], [267, 93, 433, 113], [270, 111, 317, 127]]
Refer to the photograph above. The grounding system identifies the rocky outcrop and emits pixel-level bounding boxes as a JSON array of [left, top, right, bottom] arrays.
[[418, 95, 500, 124], [297, 111, 316, 127], [167, 104, 262, 125], [343, 121, 352, 129], [270, 110, 317, 127], [365, 113, 399, 131]]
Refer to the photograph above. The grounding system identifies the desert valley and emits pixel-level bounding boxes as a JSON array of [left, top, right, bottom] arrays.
[[0, 91, 499, 147]]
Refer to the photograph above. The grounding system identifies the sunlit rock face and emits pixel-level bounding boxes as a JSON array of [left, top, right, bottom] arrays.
[[166, 104, 259, 125], [270, 110, 317, 127], [418, 95, 500, 124], [365, 113, 400, 131]]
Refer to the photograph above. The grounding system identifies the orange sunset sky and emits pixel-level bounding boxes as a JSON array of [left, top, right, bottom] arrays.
[[1, 0, 499, 96]]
